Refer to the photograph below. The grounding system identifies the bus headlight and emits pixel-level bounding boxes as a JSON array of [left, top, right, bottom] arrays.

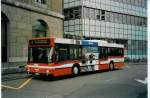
[[46, 70, 49, 75], [27, 68, 30, 72]]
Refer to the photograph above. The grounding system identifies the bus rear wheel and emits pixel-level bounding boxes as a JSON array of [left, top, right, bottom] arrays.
[[72, 66, 80, 76], [109, 62, 114, 71]]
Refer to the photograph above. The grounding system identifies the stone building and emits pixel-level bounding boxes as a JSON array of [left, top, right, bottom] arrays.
[[1, 0, 64, 63]]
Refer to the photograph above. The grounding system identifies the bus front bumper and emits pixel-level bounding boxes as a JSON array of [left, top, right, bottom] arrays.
[[25, 65, 55, 76]]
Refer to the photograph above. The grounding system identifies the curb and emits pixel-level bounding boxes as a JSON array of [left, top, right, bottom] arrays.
[[2, 66, 26, 75], [2, 73, 30, 82], [125, 62, 147, 65]]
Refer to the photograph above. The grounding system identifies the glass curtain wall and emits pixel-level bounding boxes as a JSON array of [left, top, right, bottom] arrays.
[[63, 0, 147, 60]]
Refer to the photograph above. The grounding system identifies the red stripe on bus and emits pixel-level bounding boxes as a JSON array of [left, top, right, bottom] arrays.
[[114, 62, 125, 68], [100, 64, 109, 70], [53, 67, 72, 76]]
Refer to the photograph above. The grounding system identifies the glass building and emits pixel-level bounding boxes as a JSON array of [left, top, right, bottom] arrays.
[[63, 0, 147, 60]]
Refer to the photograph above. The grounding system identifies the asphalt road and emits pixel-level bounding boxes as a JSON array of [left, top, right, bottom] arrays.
[[2, 63, 147, 98]]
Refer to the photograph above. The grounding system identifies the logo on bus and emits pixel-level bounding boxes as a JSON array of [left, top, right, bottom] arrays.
[[82, 41, 98, 46]]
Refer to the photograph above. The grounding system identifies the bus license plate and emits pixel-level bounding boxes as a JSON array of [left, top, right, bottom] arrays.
[[35, 73, 39, 75], [87, 66, 94, 71]]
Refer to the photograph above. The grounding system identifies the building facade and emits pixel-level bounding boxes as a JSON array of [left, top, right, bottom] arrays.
[[1, 0, 64, 63], [63, 0, 147, 60]]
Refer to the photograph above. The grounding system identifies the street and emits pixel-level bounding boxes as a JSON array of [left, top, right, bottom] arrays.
[[2, 63, 147, 98]]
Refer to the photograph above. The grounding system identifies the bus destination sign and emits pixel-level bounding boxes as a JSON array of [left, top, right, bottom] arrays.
[[29, 39, 50, 46]]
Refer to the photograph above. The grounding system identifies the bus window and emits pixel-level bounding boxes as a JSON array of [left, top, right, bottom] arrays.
[[107, 47, 115, 56], [69, 47, 74, 59], [78, 47, 82, 59], [69, 45, 82, 60], [118, 48, 124, 56], [28, 47, 50, 63], [99, 47, 108, 59], [59, 48, 68, 61], [55, 44, 69, 61], [107, 47, 124, 56]]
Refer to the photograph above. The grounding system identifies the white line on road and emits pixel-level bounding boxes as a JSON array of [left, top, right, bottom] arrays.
[[125, 66, 130, 69], [104, 79, 114, 82], [2, 78, 32, 90], [135, 77, 147, 84]]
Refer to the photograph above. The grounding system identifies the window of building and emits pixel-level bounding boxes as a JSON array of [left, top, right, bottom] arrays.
[[126, 0, 131, 4], [95, 9, 100, 20], [89, 8, 95, 20], [138, 17, 143, 26], [32, 20, 48, 37], [110, 12, 114, 23], [83, 7, 89, 19], [69, 9, 74, 19], [74, 7, 81, 19], [64, 10, 69, 20], [64, 7, 147, 27], [101, 10, 105, 21], [1, 12, 8, 62], [134, 16, 138, 25], [127, 15, 131, 25], [122, 14, 127, 24], [35, 0, 46, 4], [114, 13, 119, 23], [130, 16, 135, 25], [144, 18, 147, 26], [105, 11, 110, 22], [144, 0, 147, 8], [118, 13, 123, 24], [101, 10, 105, 15], [64, 7, 81, 20]]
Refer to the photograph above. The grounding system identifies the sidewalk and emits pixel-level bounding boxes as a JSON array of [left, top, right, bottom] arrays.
[[125, 62, 147, 66], [2, 62, 26, 75], [2, 62, 30, 82], [2, 73, 30, 82]]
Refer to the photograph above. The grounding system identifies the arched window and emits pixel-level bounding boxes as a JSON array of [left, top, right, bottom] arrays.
[[32, 20, 48, 37], [1, 12, 8, 62]]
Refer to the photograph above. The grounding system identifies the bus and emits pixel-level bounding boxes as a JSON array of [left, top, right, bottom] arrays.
[[26, 37, 124, 77]]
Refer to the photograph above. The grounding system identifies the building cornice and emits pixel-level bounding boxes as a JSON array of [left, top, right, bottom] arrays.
[[2, 0, 64, 19]]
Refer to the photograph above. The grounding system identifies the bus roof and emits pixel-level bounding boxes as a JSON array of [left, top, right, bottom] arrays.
[[82, 40, 124, 48], [29, 37, 124, 48]]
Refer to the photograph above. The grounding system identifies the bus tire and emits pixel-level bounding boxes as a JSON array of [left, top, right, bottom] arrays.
[[109, 62, 114, 71], [72, 65, 80, 76]]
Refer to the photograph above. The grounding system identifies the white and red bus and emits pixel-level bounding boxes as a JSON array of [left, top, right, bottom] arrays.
[[26, 37, 124, 77]]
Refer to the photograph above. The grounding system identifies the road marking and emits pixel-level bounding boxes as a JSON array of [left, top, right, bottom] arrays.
[[2, 67, 18, 70], [105, 79, 114, 82], [135, 77, 147, 84], [2, 85, 19, 90], [125, 66, 130, 68], [2, 78, 32, 90]]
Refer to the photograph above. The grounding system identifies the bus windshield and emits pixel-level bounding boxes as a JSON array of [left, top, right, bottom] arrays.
[[28, 47, 51, 63]]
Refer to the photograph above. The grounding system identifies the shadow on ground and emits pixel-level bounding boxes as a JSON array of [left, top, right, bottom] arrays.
[[32, 69, 122, 81]]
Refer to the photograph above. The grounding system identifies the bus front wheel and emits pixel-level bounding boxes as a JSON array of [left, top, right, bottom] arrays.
[[72, 66, 80, 76]]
